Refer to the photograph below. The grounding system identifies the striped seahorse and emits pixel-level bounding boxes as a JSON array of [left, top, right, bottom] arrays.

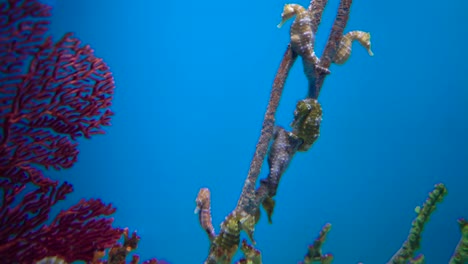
[[333, 30, 374, 65], [195, 188, 216, 241], [278, 4, 330, 76]]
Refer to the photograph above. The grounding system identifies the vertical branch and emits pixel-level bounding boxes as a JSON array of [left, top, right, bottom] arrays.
[[199, 0, 371, 262], [387, 183, 447, 264], [308, 0, 328, 34], [449, 218, 468, 264], [310, 0, 353, 98], [235, 46, 297, 215]]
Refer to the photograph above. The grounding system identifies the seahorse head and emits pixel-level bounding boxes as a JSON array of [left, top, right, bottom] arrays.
[[194, 188, 210, 213], [277, 4, 301, 28], [357, 32, 374, 56]]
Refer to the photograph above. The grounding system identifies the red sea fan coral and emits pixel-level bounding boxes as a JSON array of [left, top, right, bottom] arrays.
[[0, 0, 115, 187], [0, 180, 123, 263], [0, 0, 123, 262]]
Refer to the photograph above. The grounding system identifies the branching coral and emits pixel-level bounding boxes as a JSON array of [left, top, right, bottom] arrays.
[[449, 218, 468, 264], [299, 223, 333, 264], [34, 228, 168, 264], [90, 228, 167, 264], [193, 0, 465, 263], [0, 0, 163, 262], [195, 0, 373, 262], [0, 0, 121, 261], [0, 180, 122, 262], [388, 183, 448, 263], [0, 0, 114, 187]]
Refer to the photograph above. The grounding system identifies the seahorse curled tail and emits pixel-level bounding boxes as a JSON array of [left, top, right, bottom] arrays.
[[333, 30, 374, 65]]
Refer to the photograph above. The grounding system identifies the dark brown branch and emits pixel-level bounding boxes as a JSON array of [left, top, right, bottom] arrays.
[[235, 46, 297, 215], [201, 1, 357, 262], [310, 0, 353, 98], [308, 0, 329, 34]]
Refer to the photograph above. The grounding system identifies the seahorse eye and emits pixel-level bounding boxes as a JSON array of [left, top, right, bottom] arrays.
[[283, 5, 295, 16], [278, 5, 298, 28]]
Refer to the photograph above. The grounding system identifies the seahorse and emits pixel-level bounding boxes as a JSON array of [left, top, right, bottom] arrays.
[[333, 30, 374, 65], [291, 98, 322, 152], [211, 212, 241, 263], [278, 4, 330, 76], [209, 211, 258, 263], [195, 188, 216, 241]]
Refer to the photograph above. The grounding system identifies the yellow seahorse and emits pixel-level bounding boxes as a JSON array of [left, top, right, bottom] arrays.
[[333, 30, 374, 65]]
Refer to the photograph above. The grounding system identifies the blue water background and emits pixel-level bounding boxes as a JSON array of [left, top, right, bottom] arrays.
[[43, 0, 468, 263]]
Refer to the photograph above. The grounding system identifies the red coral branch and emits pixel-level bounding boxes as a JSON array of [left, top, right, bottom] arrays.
[[0, 0, 123, 262], [0, 180, 123, 262], [0, 0, 115, 186], [38, 198, 123, 262], [0, 0, 52, 74]]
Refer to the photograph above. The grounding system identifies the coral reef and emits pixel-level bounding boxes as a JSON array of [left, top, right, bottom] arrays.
[[90, 228, 169, 264], [0, 0, 120, 261], [388, 183, 447, 263], [0, 0, 162, 262], [0, 181, 121, 262], [2, 0, 464, 263], [34, 228, 169, 264], [0, 0, 114, 187]]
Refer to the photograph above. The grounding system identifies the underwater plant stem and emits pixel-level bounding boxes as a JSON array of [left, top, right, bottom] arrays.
[[201, 0, 362, 261], [311, 0, 353, 98], [449, 218, 468, 264], [299, 223, 333, 264], [387, 183, 447, 264], [235, 46, 297, 215], [308, 0, 329, 36]]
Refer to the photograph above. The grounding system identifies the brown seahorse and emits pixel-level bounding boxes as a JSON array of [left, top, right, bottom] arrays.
[[333, 30, 374, 65], [195, 188, 216, 241], [278, 4, 330, 76]]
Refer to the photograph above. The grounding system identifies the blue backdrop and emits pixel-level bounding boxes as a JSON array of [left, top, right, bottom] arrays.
[[43, 0, 467, 263]]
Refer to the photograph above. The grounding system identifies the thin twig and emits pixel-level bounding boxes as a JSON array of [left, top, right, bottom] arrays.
[[308, 0, 329, 34], [311, 0, 353, 98]]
